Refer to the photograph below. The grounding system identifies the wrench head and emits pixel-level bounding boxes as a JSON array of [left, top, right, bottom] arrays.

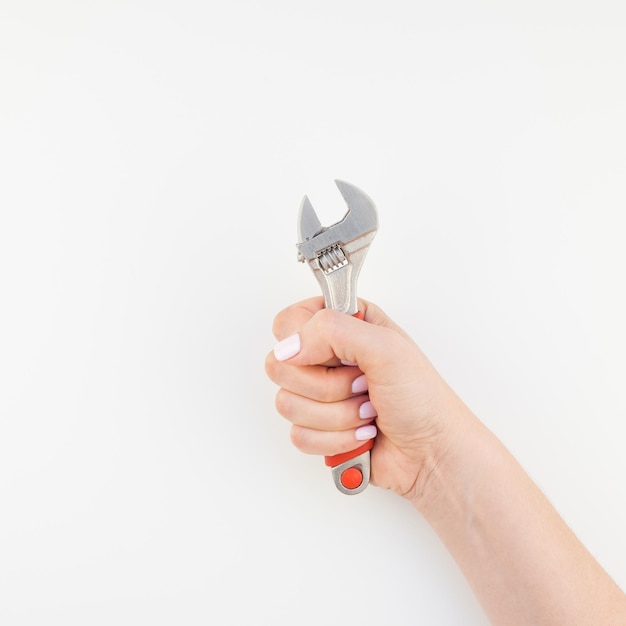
[[296, 180, 378, 261]]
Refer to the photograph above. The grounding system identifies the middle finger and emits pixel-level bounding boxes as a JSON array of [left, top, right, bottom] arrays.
[[275, 389, 377, 431]]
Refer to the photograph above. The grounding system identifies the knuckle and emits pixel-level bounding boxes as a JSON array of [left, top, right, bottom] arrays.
[[320, 367, 345, 403], [289, 425, 308, 451], [314, 306, 340, 330], [274, 389, 291, 417], [264, 352, 279, 382], [272, 302, 314, 340], [272, 311, 288, 341]]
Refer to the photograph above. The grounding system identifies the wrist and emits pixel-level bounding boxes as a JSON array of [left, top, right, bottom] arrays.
[[406, 398, 486, 515]]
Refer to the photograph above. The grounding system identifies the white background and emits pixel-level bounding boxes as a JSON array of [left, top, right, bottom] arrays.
[[1, 1, 625, 624]]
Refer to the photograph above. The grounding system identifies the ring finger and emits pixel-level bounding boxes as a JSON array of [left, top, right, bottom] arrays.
[[275, 389, 378, 431]]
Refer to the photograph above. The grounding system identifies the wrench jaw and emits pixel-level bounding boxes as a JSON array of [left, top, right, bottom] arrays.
[[297, 180, 378, 261], [334, 179, 378, 237], [297, 195, 323, 253]]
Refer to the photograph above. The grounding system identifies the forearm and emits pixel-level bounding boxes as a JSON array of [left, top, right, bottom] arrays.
[[413, 408, 626, 626]]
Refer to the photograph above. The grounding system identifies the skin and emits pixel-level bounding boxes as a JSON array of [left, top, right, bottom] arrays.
[[265, 297, 626, 626]]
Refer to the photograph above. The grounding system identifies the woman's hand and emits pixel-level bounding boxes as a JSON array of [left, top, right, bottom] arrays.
[[265, 296, 472, 501]]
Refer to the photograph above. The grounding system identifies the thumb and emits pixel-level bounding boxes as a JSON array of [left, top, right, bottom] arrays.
[[273, 307, 416, 380]]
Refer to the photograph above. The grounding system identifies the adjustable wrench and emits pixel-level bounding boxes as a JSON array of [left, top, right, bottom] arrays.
[[296, 180, 378, 495]]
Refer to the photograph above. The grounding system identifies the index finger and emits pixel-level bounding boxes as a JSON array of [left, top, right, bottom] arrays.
[[272, 296, 325, 341]]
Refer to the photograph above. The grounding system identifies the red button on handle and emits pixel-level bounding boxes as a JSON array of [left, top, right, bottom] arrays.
[[340, 467, 364, 489]]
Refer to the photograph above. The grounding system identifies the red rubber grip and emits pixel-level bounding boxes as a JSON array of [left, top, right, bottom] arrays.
[[324, 439, 374, 467]]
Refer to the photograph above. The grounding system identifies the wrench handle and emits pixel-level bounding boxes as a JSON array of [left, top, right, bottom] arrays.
[[323, 310, 373, 495]]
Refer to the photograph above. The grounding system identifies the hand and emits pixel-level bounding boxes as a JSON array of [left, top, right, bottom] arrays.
[[265, 297, 472, 501]]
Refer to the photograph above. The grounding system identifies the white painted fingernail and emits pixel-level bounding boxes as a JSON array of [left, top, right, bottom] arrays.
[[359, 401, 377, 419], [341, 359, 358, 367], [355, 424, 377, 441], [273, 334, 301, 361], [351, 374, 368, 394]]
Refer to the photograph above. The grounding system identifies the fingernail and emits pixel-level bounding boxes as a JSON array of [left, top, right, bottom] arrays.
[[341, 359, 358, 367], [359, 401, 377, 419], [355, 424, 377, 441], [273, 334, 301, 361], [351, 374, 368, 394]]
